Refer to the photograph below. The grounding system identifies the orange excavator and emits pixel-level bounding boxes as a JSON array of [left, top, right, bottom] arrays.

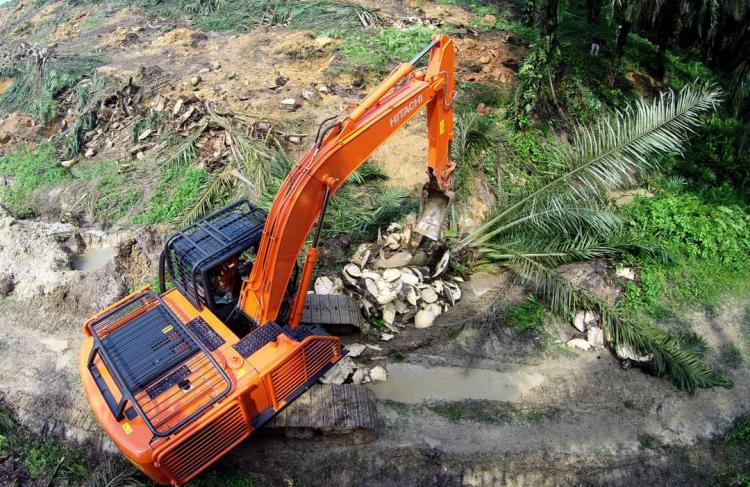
[[79, 35, 455, 485]]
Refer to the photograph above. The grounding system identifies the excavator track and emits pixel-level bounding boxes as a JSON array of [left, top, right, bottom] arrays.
[[264, 384, 378, 439], [301, 294, 363, 334]]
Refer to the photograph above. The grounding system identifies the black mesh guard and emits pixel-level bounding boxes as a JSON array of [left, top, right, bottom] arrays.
[[163, 200, 266, 310], [233, 323, 285, 358], [187, 316, 225, 351], [100, 304, 199, 392]]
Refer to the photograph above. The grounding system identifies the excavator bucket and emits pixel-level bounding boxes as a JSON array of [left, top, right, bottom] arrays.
[[415, 182, 452, 241]]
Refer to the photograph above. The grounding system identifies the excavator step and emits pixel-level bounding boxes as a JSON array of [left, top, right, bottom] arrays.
[[301, 294, 363, 334], [264, 384, 378, 439]]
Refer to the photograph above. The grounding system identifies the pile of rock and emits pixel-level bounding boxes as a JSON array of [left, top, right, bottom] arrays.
[[319, 343, 388, 385], [566, 309, 651, 365], [313, 219, 463, 341]]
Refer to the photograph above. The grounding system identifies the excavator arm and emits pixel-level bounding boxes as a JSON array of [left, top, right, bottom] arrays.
[[239, 34, 456, 326]]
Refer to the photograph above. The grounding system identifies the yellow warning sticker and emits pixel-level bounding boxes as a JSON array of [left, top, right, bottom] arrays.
[[161, 324, 174, 334], [122, 422, 133, 434], [439, 119, 445, 135]]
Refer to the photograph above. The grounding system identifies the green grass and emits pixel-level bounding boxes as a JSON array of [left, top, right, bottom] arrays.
[[24, 439, 88, 481], [508, 297, 546, 333], [334, 25, 436, 81], [0, 145, 69, 217], [618, 189, 750, 319], [134, 165, 208, 225], [720, 344, 744, 369], [75, 160, 142, 221], [427, 399, 559, 425]]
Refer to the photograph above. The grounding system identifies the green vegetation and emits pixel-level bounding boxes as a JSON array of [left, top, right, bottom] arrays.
[[0, 54, 101, 123], [261, 152, 417, 240], [451, 112, 503, 196], [427, 399, 559, 425], [24, 439, 88, 482], [135, 165, 209, 225], [141, 0, 378, 33], [0, 145, 68, 217], [334, 25, 436, 81], [75, 160, 142, 221], [638, 433, 658, 449], [619, 190, 750, 319], [508, 297, 546, 333], [0, 403, 147, 485]]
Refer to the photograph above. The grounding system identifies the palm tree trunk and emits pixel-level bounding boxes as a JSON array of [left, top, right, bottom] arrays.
[[586, 0, 602, 23], [607, 20, 631, 87]]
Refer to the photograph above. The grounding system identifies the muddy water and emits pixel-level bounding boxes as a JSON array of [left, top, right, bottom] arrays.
[[73, 246, 116, 272], [368, 362, 545, 403]]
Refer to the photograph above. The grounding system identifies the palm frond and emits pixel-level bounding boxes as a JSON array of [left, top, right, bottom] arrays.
[[504, 252, 732, 393], [0, 408, 13, 435], [477, 193, 622, 243], [179, 112, 279, 224], [86, 458, 145, 487], [157, 121, 208, 168], [463, 83, 722, 248]]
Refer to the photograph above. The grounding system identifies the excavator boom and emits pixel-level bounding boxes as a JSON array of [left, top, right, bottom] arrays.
[[240, 34, 455, 326]]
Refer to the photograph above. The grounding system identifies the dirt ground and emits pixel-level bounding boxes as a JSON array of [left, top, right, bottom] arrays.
[[0, 0, 749, 485], [0, 206, 748, 484]]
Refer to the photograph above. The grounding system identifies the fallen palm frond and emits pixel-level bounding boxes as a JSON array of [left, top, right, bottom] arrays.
[[0, 407, 13, 435], [505, 255, 731, 393], [145, 0, 380, 32], [179, 110, 278, 224], [460, 82, 729, 392], [0, 50, 101, 122], [85, 457, 146, 487], [63, 74, 121, 158]]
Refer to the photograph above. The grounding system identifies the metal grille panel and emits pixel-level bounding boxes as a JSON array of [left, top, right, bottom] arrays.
[[160, 404, 248, 484], [186, 317, 225, 351], [269, 338, 339, 405]]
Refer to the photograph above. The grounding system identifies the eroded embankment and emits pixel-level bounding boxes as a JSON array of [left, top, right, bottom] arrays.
[[0, 207, 160, 445]]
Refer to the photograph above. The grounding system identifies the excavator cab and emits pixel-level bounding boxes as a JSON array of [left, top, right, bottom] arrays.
[[159, 200, 268, 328]]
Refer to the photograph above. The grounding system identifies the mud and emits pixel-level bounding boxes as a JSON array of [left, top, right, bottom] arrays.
[[369, 363, 545, 403], [72, 246, 115, 272]]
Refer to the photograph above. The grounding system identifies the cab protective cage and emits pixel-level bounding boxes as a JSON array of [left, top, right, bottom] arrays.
[[159, 200, 267, 312], [85, 290, 233, 437]]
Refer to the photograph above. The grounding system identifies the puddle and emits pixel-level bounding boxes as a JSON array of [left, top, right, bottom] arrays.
[[73, 246, 116, 272], [368, 362, 545, 404]]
